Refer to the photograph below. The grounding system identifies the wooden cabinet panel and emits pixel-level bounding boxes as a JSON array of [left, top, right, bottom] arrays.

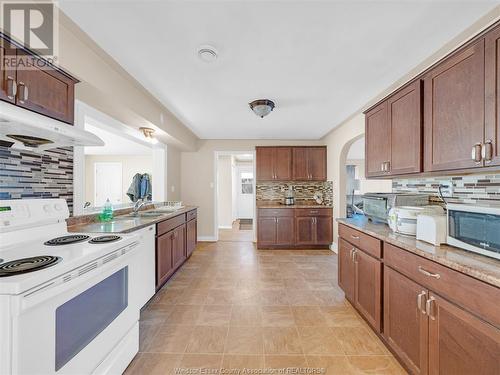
[[307, 147, 327, 180], [257, 217, 277, 246], [366, 102, 390, 177], [256, 147, 275, 181], [388, 80, 423, 175], [0, 39, 16, 103], [315, 216, 333, 244], [384, 267, 429, 375], [156, 232, 174, 289], [338, 224, 382, 259], [171, 224, 186, 270], [295, 217, 315, 245], [354, 249, 382, 331], [276, 217, 294, 246], [258, 208, 294, 217], [428, 293, 500, 375], [485, 25, 500, 167], [15, 52, 76, 124], [338, 239, 355, 302], [292, 147, 309, 180], [186, 218, 197, 257], [157, 214, 185, 236], [274, 147, 292, 180], [424, 40, 485, 171]]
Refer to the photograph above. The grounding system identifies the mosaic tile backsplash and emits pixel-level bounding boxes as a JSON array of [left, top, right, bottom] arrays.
[[393, 173, 500, 206], [256, 181, 333, 206], [0, 146, 74, 212]]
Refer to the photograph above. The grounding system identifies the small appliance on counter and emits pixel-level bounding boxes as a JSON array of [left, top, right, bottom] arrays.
[[388, 205, 444, 236], [447, 203, 500, 260], [362, 193, 430, 223], [284, 185, 295, 205], [417, 212, 447, 245]]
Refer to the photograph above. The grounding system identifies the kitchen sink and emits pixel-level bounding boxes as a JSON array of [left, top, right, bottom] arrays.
[[123, 212, 164, 218]]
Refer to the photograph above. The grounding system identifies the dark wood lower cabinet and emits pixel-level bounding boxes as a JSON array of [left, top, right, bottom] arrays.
[[257, 215, 294, 247], [338, 239, 355, 302], [354, 249, 381, 332], [186, 218, 197, 257], [156, 231, 174, 288], [171, 224, 186, 270], [384, 267, 429, 375], [295, 217, 315, 245], [276, 217, 294, 245], [428, 293, 500, 375]]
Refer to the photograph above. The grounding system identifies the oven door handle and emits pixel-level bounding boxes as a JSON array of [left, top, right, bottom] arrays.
[[14, 242, 138, 313]]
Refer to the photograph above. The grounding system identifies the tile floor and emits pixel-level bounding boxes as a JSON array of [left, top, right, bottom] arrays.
[[125, 240, 407, 375]]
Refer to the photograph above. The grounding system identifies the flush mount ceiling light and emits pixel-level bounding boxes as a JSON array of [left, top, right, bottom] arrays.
[[198, 45, 218, 62], [140, 127, 155, 139], [249, 99, 275, 118]]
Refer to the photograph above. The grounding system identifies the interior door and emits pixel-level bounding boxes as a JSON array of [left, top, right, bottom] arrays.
[[237, 167, 254, 220], [338, 239, 355, 302], [384, 267, 429, 375], [485, 25, 500, 166], [354, 249, 382, 331], [388, 80, 423, 175], [424, 40, 485, 171], [365, 102, 390, 177], [94, 162, 123, 207], [428, 292, 500, 375], [0, 38, 16, 103]]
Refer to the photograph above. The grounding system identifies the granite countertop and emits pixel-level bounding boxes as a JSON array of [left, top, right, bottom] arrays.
[[337, 215, 500, 288], [68, 206, 197, 234], [257, 202, 333, 209]]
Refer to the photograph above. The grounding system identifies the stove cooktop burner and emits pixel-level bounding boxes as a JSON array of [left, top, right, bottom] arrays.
[[89, 235, 122, 244], [44, 235, 90, 246], [0, 256, 61, 277]]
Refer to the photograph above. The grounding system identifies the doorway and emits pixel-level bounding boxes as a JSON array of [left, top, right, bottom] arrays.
[[215, 151, 256, 242]]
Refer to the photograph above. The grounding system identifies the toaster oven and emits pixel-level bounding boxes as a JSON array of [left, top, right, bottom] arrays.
[[362, 193, 430, 223]]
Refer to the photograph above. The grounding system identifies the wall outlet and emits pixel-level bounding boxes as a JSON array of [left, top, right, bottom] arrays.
[[439, 180, 454, 197]]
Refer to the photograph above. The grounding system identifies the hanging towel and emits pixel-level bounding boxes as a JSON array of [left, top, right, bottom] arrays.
[[140, 173, 152, 201], [127, 173, 143, 202]]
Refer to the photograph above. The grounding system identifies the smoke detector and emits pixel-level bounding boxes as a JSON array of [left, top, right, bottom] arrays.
[[198, 45, 218, 62]]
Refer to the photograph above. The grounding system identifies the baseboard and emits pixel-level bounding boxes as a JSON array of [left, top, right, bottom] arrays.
[[218, 225, 233, 229], [198, 235, 217, 242], [330, 242, 338, 253]]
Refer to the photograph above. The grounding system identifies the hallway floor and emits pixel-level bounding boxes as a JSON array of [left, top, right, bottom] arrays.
[[218, 220, 254, 242], [125, 241, 406, 374]]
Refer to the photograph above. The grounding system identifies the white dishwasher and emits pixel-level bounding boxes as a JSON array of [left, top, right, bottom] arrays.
[[134, 225, 156, 308]]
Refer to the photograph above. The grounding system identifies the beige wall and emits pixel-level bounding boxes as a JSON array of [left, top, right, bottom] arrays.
[[345, 159, 392, 195], [181, 140, 324, 239], [217, 156, 233, 228], [167, 146, 182, 201], [57, 12, 198, 151], [85, 154, 153, 206]]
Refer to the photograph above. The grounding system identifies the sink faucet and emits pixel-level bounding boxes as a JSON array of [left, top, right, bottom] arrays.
[[133, 199, 148, 215]]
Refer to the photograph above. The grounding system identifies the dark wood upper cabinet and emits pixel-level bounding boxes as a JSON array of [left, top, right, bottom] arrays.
[[0, 39, 16, 103], [338, 238, 355, 302], [256, 147, 292, 181], [15, 52, 76, 124], [292, 147, 327, 181], [424, 40, 485, 172], [365, 102, 390, 177], [384, 267, 429, 375], [354, 249, 381, 332], [428, 292, 500, 375], [388, 80, 423, 175], [485, 25, 500, 167]]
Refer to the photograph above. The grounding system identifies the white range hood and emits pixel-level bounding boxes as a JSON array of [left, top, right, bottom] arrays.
[[0, 101, 104, 151]]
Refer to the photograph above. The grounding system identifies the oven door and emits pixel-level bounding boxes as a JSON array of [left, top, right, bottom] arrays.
[[447, 206, 500, 260], [11, 244, 140, 375]]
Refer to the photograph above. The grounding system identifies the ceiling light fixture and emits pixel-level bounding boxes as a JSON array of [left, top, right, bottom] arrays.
[[198, 45, 218, 62], [140, 127, 155, 139], [249, 99, 275, 118]]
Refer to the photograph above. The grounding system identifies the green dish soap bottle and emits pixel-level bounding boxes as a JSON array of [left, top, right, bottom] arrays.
[[101, 199, 114, 221]]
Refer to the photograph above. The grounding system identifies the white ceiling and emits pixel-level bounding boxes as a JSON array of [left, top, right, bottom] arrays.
[[84, 124, 152, 155], [60, 1, 498, 140]]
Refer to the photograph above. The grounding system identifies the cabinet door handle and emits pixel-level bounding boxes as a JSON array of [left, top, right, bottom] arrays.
[[6, 76, 17, 99], [417, 291, 427, 314], [418, 266, 441, 279], [18, 81, 28, 103], [385, 161, 391, 173], [353, 249, 358, 263], [425, 297, 436, 320], [471, 143, 482, 163], [380, 163, 385, 172], [483, 140, 493, 163], [350, 234, 360, 240], [349, 248, 354, 260]]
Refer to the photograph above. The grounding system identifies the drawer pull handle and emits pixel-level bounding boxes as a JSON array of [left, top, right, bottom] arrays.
[[417, 291, 426, 314], [351, 234, 360, 240], [425, 297, 436, 320], [418, 266, 440, 279]]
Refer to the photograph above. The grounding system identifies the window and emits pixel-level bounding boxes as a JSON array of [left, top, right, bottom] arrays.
[[241, 172, 254, 194]]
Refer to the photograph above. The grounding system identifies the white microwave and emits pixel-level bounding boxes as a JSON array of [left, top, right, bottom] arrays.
[[447, 204, 500, 260]]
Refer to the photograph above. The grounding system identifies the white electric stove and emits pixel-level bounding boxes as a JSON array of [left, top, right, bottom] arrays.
[[0, 199, 142, 375]]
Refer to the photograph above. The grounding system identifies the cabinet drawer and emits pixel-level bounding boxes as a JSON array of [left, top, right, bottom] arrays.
[[294, 208, 332, 217], [157, 214, 186, 236], [384, 243, 500, 327], [186, 209, 197, 221], [258, 208, 294, 217], [338, 224, 382, 259]]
